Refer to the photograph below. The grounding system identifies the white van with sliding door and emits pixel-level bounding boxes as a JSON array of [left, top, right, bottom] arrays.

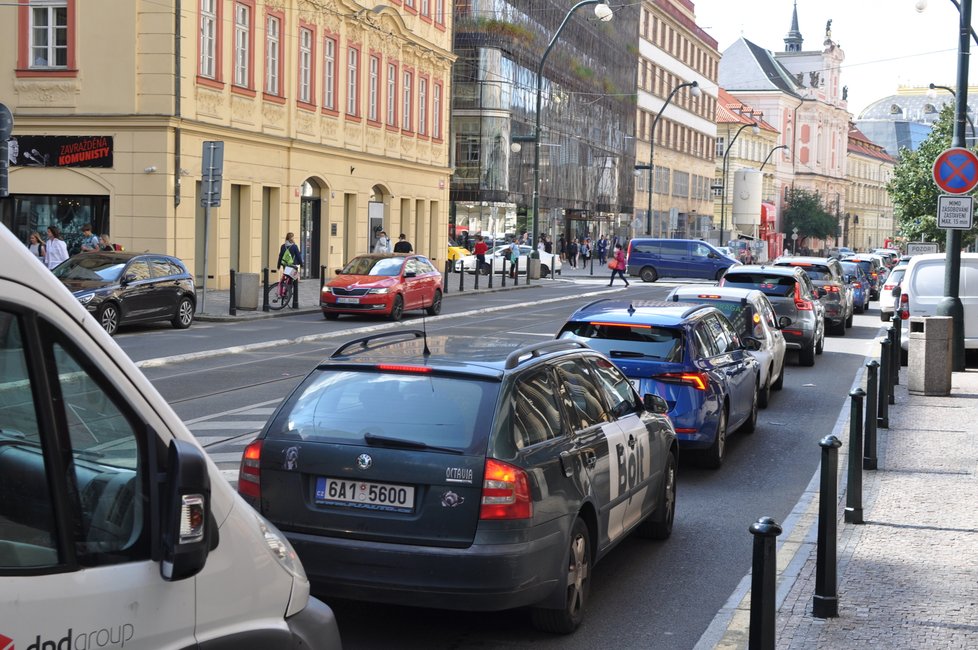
[[897, 252, 978, 358], [0, 224, 341, 650]]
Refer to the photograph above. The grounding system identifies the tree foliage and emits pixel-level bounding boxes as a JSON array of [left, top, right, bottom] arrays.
[[888, 104, 977, 248], [781, 188, 838, 241]]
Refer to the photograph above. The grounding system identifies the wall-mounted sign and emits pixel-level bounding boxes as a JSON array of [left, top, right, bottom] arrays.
[[8, 135, 113, 168]]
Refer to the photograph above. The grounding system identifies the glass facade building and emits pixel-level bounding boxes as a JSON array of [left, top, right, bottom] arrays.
[[451, 1, 638, 244]]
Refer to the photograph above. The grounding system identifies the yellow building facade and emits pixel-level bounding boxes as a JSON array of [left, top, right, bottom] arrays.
[[1, 0, 454, 288]]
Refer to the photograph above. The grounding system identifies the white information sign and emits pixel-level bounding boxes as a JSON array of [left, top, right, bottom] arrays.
[[906, 242, 939, 255], [937, 195, 974, 230]]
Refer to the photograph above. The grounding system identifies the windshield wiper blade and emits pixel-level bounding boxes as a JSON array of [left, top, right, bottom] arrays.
[[609, 350, 649, 358], [363, 432, 463, 455]]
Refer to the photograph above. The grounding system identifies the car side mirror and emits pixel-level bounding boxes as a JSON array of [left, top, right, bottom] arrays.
[[892, 285, 901, 297], [643, 393, 669, 414], [335, 269, 343, 275], [121, 273, 137, 285], [707, 252, 718, 259], [778, 316, 793, 329], [404, 271, 417, 278], [161, 439, 212, 582], [742, 337, 762, 351]]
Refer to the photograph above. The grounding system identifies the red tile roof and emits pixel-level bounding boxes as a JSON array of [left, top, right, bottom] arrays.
[[848, 123, 897, 162], [717, 88, 779, 133]]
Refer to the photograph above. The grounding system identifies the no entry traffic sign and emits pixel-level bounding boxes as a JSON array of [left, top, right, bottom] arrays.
[[933, 147, 978, 194]]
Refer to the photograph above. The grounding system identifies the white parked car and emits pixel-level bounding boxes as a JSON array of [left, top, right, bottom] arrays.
[[878, 262, 908, 321], [667, 285, 788, 408], [455, 244, 562, 278]]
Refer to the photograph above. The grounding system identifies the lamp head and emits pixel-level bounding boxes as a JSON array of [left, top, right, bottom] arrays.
[[751, 123, 760, 135], [914, 0, 928, 12], [510, 142, 522, 154], [690, 81, 702, 98], [594, 3, 613, 22]]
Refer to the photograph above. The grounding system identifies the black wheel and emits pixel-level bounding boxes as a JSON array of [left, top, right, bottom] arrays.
[[880, 311, 890, 322], [541, 264, 551, 278], [636, 452, 676, 540], [846, 309, 854, 328], [640, 266, 658, 283], [388, 295, 404, 321], [758, 370, 771, 408], [530, 518, 591, 634], [855, 300, 865, 314], [96, 302, 120, 336], [772, 360, 785, 390], [700, 406, 727, 469], [426, 290, 442, 315], [831, 318, 846, 336], [741, 386, 758, 433], [267, 282, 290, 310], [323, 311, 339, 320], [799, 338, 816, 367], [477, 262, 490, 276], [171, 296, 194, 329], [715, 268, 726, 282]]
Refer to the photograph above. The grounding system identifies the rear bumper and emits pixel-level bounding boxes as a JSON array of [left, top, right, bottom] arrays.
[[286, 597, 343, 650], [286, 520, 567, 611]]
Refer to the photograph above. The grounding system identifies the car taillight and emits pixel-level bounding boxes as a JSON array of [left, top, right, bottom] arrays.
[[899, 292, 910, 319], [794, 283, 813, 311], [657, 372, 709, 391], [853, 282, 862, 288], [480, 459, 531, 520], [871, 272, 878, 278], [883, 283, 894, 290], [238, 440, 263, 500], [823, 285, 840, 293]]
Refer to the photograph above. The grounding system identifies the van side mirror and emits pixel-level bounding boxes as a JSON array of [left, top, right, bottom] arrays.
[[707, 252, 718, 259], [643, 393, 669, 414], [778, 316, 793, 329], [121, 273, 136, 285], [742, 337, 762, 351], [161, 439, 212, 582]]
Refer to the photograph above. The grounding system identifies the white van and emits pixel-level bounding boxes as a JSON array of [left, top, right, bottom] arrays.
[[0, 224, 342, 649], [898, 252, 978, 353]]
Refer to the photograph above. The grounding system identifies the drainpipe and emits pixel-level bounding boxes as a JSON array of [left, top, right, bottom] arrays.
[[174, 0, 182, 216]]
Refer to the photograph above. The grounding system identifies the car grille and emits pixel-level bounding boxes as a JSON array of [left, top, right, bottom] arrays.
[[331, 287, 370, 297]]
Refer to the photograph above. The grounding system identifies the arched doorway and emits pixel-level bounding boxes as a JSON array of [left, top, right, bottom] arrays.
[[300, 179, 323, 279], [368, 185, 392, 252]]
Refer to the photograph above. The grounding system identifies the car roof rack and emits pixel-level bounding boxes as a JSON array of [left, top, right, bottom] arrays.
[[504, 339, 589, 370], [330, 330, 426, 358]]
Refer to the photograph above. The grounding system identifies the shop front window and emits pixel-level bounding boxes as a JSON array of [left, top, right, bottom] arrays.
[[2, 195, 110, 255]]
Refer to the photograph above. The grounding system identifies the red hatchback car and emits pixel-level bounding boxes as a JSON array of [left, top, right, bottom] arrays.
[[321, 253, 443, 321]]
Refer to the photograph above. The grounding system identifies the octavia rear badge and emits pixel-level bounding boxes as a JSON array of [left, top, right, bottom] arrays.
[[357, 453, 373, 470]]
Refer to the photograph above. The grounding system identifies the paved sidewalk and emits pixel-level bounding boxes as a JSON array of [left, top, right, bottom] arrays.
[[704, 365, 978, 649]]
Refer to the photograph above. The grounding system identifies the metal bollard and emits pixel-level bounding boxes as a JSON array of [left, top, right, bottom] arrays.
[[319, 265, 326, 295], [459, 260, 465, 292], [886, 327, 897, 404], [813, 435, 843, 618], [892, 313, 904, 369], [474, 263, 480, 290], [878, 337, 890, 429], [488, 262, 494, 288], [748, 516, 782, 650], [864, 361, 879, 470], [229, 268, 237, 316], [501, 259, 507, 287], [292, 274, 299, 309], [845, 389, 865, 525], [443, 261, 450, 294], [262, 268, 270, 312]]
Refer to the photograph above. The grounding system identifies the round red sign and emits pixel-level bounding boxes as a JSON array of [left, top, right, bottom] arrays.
[[933, 147, 978, 194]]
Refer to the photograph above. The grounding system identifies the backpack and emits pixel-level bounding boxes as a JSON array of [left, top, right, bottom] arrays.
[[281, 246, 294, 266]]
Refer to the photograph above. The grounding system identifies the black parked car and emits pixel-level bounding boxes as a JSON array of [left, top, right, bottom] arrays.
[[239, 331, 678, 634], [53, 252, 197, 335]]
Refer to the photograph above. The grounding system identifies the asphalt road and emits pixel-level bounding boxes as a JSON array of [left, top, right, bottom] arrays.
[[122, 277, 883, 649]]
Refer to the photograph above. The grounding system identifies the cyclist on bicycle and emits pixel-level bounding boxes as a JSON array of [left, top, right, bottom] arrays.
[[278, 232, 303, 274]]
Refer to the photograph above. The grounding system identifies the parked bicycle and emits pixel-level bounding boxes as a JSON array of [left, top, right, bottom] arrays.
[[267, 264, 298, 310]]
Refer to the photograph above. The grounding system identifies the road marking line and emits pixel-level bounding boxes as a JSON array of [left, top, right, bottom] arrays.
[[189, 421, 268, 430], [183, 397, 282, 424]]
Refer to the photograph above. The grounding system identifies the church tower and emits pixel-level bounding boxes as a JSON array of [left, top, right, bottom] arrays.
[[784, 1, 803, 52]]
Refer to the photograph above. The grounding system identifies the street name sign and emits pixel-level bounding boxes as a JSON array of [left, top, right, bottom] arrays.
[[937, 195, 974, 230], [906, 242, 939, 255], [933, 147, 978, 194]]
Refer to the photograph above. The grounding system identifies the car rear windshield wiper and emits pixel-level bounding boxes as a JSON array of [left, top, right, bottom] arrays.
[[363, 432, 463, 455], [609, 350, 654, 358]]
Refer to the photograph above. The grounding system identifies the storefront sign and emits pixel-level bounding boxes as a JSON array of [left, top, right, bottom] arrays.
[[8, 135, 113, 168]]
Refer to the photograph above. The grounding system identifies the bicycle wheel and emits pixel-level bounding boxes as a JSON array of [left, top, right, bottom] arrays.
[[267, 281, 291, 310]]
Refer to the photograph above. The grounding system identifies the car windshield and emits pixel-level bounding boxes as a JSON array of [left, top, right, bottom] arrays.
[[777, 262, 832, 281], [264, 370, 499, 453], [841, 262, 861, 277], [686, 300, 754, 339], [723, 272, 797, 297], [52, 255, 126, 282], [887, 268, 906, 284], [852, 260, 875, 274], [558, 323, 684, 362], [342, 257, 404, 276]]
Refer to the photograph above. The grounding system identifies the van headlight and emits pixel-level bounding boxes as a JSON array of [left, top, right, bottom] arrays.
[[255, 513, 307, 581]]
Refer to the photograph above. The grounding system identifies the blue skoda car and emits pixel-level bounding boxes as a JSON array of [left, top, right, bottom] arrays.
[[558, 300, 760, 468]]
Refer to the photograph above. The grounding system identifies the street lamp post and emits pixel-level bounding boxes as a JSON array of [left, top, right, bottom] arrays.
[[760, 144, 789, 171], [917, 0, 971, 371], [634, 80, 701, 237], [720, 122, 759, 246], [928, 83, 977, 142], [524, 1, 613, 253]]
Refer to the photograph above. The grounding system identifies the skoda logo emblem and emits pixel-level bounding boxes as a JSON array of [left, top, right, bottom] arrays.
[[356, 454, 373, 470]]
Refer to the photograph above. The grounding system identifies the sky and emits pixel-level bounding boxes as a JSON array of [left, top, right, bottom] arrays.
[[694, 0, 978, 117]]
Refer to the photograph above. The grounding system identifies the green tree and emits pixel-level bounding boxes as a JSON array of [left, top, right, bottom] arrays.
[[888, 104, 977, 248], [781, 188, 838, 242]]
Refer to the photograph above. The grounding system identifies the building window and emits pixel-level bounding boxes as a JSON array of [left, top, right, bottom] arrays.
[[323, 36, 336, 110], [421, 0, 429, 16], [404, 0, 414, 8], [347, 45, 360, 116], [298, 26, 314, 105], [432, 82, 442, 139], [713, 177, 724, 197], [233, 3, 251, 88], [418, 77, 427, 135], [29, 0, 69, 68], [368, 55, 379, 122], [402, 70, 413, 131], [199, 0, 218, 78], [265, 14, 281, 95], [435, 0, 445, 24], [386, 62, 398, 126], [715, 136, 725, 157]]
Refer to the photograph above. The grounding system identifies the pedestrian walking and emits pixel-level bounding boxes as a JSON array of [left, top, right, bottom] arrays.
[[98, 234, 115, 251], [509, 239, 520, 279], [557, 234, 566, 262], [581, 238, 592, 265], [393, 233, 413, 253], [608, 243, 629, 287], [566, 239, 578, 268], [27, 231, 46, 264], [43, 226, 69, 270], [79, 224, 100, 252], [544, 236, 553, 255], [474, 234, 488, 273], [596, 236, 608, 264], [373, 230, 390, 253]]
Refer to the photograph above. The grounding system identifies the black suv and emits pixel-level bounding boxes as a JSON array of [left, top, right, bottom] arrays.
[[239, 330, 677, 634]]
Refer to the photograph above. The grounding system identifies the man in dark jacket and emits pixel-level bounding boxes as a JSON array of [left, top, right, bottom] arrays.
[[393, 233, 413, 253]]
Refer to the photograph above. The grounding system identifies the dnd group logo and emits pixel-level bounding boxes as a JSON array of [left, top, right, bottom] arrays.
[[1, 633, 14, 650]]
